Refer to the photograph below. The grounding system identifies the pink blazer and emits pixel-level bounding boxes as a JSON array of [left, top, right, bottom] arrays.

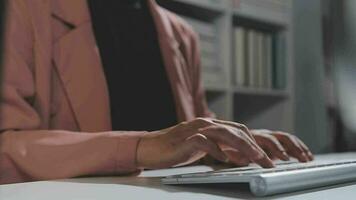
[[0, 0, 213, 184]]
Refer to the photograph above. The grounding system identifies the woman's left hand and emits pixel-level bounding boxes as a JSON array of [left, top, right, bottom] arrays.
[[251, 129, 314, 163], [222, 129, 314, 166], [205, 120, 314, 167]]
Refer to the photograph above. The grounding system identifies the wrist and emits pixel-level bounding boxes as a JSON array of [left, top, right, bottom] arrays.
[[136, 132, 156, 169], [136, 136, 145, 169]]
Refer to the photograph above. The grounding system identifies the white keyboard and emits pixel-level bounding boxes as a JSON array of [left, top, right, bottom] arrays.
[[162, 159, 356, 196], [180, 160, 356, 177]]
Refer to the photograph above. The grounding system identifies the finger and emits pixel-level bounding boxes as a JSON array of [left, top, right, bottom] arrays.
[[174, 118, 214, 139], [273, 133, 308, 162], [211, 119, 255, 142], [199, 126, 274, 168], [287, 136, 310, 162], [264, 149, 278, 160], [202, 125, 261, 154], [189, 118, 214, 129], [185, 134, 228, 163], [224, 150, 250, 167], [296, 139, 314, 161], [168, 119, 213, 143], [253, 154, 275, 168], [255, 135, 290, 161]]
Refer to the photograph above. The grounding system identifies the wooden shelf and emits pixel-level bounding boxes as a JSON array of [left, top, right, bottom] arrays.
[[159, 0, 295, 132], [158, 0, 225, 20], [232, 10, 287, 31], [172, 0, 228, 13], [204, 84, 229, 93], [233, 87, 289, 97], [232, 10, 289, 28]]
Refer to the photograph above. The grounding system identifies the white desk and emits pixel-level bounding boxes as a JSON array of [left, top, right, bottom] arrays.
[[1, 153, 356, 200]]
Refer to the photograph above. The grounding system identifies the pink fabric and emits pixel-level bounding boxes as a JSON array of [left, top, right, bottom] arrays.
[[0, 0, 213, 184]]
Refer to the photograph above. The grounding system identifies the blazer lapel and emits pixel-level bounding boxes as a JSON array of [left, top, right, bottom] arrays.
[[148, 1, 195, 122], [50, 0, 194, 131], [51, 0, 111, 132]]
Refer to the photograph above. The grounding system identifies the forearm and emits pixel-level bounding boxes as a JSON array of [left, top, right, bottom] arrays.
[[0, 130, 145, 184]]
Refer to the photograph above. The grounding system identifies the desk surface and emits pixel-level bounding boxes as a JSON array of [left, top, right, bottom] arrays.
[[1, 153, 356, 200]]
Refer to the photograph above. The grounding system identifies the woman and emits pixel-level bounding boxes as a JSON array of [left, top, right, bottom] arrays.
[[0, 0, 313, 184]]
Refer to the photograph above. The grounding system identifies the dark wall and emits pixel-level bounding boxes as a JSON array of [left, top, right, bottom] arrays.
[[331, 0, 356, 150], [293, 0, 331, 153]]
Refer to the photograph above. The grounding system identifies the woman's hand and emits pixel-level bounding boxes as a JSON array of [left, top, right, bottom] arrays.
[[251, 129, 314, 162], [201, 121, 314, 167], [136, 118, 274, 169]]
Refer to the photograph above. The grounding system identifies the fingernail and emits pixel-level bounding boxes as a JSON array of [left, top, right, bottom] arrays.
[[259, 154, 275, 168], [302, 152, 309, 162], [266, 158, 275, 168]]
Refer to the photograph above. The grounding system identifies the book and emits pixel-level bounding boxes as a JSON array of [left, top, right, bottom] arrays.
[[265, 34, 273, 89], [234, 26, 278, 89], [256, 31, 264, 88], [272, 32, 287, 89], [247, 29, 258, 87], [234, 27, 246, 86]]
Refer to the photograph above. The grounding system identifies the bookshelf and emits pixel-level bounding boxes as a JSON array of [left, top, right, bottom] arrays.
[[157, 0, 295, 133]]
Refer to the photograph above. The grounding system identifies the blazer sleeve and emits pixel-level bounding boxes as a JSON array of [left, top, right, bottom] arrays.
[[186, 27, 216, 118], [0, 0, 144, 184]]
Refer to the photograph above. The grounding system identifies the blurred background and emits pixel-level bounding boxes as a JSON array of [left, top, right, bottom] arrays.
[[155, 0, 356, 153]]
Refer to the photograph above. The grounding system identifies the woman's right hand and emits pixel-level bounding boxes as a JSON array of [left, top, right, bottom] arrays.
[[136, 118, 274, 169]]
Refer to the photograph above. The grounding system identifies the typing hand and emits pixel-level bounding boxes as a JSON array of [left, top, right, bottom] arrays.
[[136, 118, 274, 169], [251, 129, 314, 162], [202, 122, 314, 167]]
